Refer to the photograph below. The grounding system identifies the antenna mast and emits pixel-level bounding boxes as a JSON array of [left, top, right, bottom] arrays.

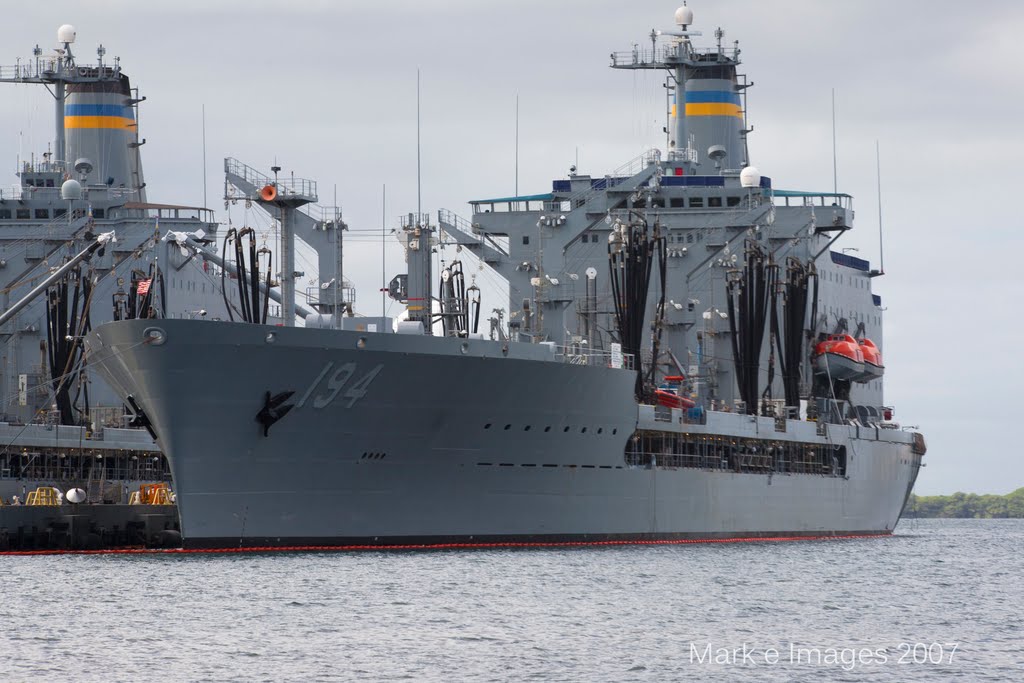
[[416, 69, 421, 218], [873, 140, 885, 277], [831, 88, 838, 195], [202, 103, 207, 207], [515, 94, 519, 196]]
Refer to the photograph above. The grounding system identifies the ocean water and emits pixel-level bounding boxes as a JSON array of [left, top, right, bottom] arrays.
[[1, 519, 1020, 682]]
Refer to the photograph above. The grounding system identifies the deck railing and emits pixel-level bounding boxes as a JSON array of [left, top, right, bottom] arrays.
[[554, 345, 634, 370]]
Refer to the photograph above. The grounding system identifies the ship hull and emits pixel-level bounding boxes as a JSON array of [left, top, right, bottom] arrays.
[[85, 319, 922, 549]]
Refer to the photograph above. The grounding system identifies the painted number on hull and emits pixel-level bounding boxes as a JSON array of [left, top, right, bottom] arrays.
[[295, 362, 384, 410]]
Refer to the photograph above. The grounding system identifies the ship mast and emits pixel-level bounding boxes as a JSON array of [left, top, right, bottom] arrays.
[[0, 24, 147, 199], [610, 5, 748, 173], [1, 25, 88, 170], [611, 6, 701, 170], [255, 168, 317, 327], [400, 212, 434, 333]]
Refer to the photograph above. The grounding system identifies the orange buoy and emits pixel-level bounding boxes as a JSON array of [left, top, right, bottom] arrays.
[[259, 184, 278, 202]]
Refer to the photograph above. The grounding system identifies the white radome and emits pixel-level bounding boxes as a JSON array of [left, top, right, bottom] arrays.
[[675, 6, 694, 26], [60, 179, 82, 200], [57, 24, 76, 44], [740, 166, 761, 188]]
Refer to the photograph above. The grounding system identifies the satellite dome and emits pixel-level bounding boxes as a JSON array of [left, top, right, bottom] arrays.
[[675, 6, 694, 26], [66, 487, 86, 504], [57, 24, 76, 44], [61, 178, 82, 200], [74, 157, 93, 176], [740, 166, 762, 189]]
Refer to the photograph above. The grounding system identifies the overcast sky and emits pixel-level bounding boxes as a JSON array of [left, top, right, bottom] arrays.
[[1, 1, 1020, 495]]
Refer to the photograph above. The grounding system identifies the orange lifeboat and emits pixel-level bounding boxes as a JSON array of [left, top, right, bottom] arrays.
[[655, 376, 695, 410], [857, 338, 884, 382], [813, 334, 864, 381], [655, 389, 695, 410]]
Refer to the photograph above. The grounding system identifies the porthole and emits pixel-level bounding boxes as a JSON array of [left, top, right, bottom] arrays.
[[524, 425, 531, 431], [484, 423, 492, 429], [504, 424, 511, 431], [563, 426, 570, 433], [581, 427, 587, 434], [544, 426, 551, 433]]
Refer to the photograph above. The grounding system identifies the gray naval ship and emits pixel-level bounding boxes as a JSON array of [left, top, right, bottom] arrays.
[[0, 25, 349, 504], [85, 7, 926, 549]]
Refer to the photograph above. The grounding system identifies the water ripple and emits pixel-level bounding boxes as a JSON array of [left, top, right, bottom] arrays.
[[0, 519, 1019, 682]]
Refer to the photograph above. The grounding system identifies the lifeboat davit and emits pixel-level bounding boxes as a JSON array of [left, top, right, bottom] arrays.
[[813, 334, 864, 381], [856, 338, 885, 382]]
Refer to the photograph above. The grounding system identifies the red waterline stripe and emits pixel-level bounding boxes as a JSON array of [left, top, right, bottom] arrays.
[[0, 533, 889, 557]]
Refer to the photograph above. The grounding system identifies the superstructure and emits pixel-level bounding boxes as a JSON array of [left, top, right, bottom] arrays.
[[85, 7, 925, 549], [0, 26, 283, 503]]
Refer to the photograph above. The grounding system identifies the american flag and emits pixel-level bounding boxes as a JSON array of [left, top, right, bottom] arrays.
[[136, 278, 152, 296]]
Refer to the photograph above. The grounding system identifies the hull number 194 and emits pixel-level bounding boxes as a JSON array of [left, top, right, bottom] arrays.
[[295, 362, 384, 410]]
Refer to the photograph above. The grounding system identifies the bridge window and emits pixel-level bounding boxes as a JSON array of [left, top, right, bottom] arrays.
[[522, 235, 529, 245], [689, 197, 704, 208]]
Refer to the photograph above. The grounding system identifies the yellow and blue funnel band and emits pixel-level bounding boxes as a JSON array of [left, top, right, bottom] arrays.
[[682, 91, 743, 119], [64, 104, 136, 129]]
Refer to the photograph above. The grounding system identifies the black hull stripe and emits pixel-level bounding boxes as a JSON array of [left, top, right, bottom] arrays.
[[0, 530, 894, 556], [182, 529, 893, 552]]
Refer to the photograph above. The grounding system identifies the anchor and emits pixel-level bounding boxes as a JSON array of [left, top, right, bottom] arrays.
[[255, 390, 295, 437], [126, 394, 158, 441]]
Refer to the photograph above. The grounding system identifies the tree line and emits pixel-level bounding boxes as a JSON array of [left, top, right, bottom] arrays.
[[903, 488, 1024, 518]]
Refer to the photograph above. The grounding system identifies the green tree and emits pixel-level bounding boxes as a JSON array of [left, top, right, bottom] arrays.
[[902, 488, 1024, 518]]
